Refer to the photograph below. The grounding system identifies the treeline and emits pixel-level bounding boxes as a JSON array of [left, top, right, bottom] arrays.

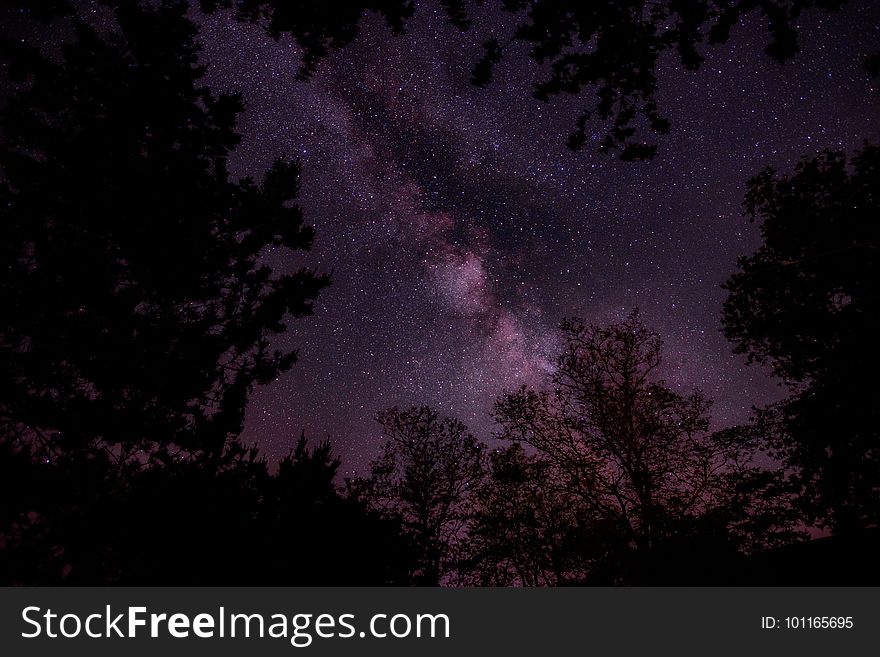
[[4, 303, 878, 585], [350, 311, 803, 586], [1, 1, 877, 585]]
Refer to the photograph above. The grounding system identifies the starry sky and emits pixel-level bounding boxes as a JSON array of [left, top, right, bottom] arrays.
[[193, 1, 880, 474]]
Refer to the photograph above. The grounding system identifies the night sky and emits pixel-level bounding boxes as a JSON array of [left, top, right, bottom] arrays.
[[193, 1, 880, 474]]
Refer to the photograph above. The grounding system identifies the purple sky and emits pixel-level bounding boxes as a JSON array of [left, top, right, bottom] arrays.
[[194, 1, 880, 475]]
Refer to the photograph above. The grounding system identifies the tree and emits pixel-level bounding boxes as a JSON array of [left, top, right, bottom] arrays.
[[0, 0, 333, 582], [459, 444, 591, 586], [469, 0, 845, 159], [722, 145, 880, 533], [495, 310, 798, 583], [253, 434, 417, 585], [198, 0, 414, 80], [112, 435, 416, 585], [6, 1, 853, 159], [201, 0, 844, 160], [0, 432, 416, 585], [352, 406, 484, 585], [0, 0, 328, 463]]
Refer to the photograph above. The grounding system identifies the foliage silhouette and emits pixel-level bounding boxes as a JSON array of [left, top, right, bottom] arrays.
[[494, 310, 801, 583], [198, 0, 415, 80], [0, 0, 419, 585], [0, 433, 415, 584], [0, 0, 866, 586], [469, 0, 844, 159], [0, 0, 328, 463], [204, 0, 844, 160], [351, 406, 484, 585], [459, 443, 592, 586], [723, 144, 880, 533]]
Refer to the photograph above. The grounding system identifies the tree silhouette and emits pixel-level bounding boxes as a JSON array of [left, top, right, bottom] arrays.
[[259, 435, 418, 585], [0, 0, 376, 584], [494, 310, 799, 583], [351, 406, 484, 585], [198, 0, 415, 80], [723, 144, 880, 533], [469, 0, 844, 159], [0, 431, 415, 585], [113, 435, 416, 585], [202, 0, 844, 160], [0, 0, 860, 587], [459, 443, 591, 586], [0, 0, 328, 464]]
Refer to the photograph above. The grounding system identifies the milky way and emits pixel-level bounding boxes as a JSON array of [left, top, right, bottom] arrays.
[[194, 1, 880, 474]]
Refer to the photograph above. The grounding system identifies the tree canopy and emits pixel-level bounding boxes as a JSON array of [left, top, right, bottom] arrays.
[[352, 406, 485, 585], [494, 310, 800, 582], [195, 0, 847, 160], [469, 0, 844, 159], [723, 144, 880, 532], [0, 0, 871, 586], [460, 443, 592, 586], [0, 0, 420, 586], [0, 0, 328, 462]]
